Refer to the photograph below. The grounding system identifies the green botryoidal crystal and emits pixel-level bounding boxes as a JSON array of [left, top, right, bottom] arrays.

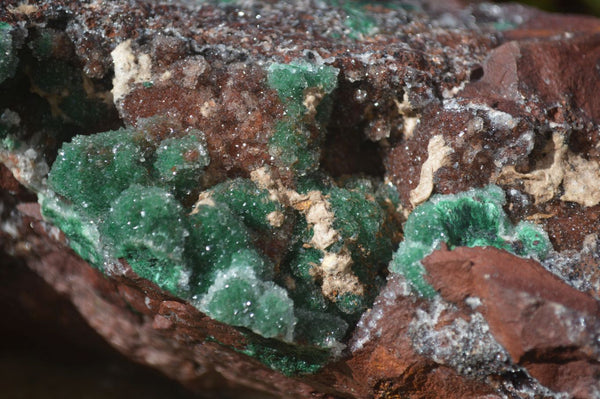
[[103, 184, 189, 294], [328, 184, 392, 264], [198, 266, 296, 341], [186, 203, 257, 289], [48, 128, 149, 217], [185, 201, 296, 340], [203, 178, 285, 231], [40, 57, 397, 370], [103, 184, 188, 260], [154, 131, 210, 198], [267, 62, 339, 176], [268, 62, 338, 104], [0, 22, 18, 85], [39, 193, 104, 267], [389, 185, 551, 297]]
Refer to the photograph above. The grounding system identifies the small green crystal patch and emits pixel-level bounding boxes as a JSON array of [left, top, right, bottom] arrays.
[[389, 185, 551, 297], [326, 0, 378, 39], [203, 178, 284, 231], [199, 266, 295, 341], [267, 61, 339, 176], [154, 132, 209, 198], [104, 184, 188, 293], [0, 23, 18, 85], [241, 339, 330, 376], [39, 193, 104, 266], [48, 129, 150, 216]]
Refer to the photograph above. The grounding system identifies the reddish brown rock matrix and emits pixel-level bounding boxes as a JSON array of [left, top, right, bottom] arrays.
[[424, 246, 600, 398]]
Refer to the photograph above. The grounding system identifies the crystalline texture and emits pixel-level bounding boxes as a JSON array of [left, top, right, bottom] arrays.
[[267, 62, 339, 176], [390, 185, 552, 297], [40, 55, 397, 371], [204, 178, 285, 231], [198, 266, 296, 341], [154, 131, 209, 198], [103, 184, 188, 294], [48, 129, 149, 217]]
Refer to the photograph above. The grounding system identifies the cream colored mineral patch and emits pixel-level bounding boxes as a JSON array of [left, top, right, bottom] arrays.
[[561, 154, 600, 207], [495, 131, 600, 207], [319, 250, 363, 298], [190, 192, 215, 213], [111, 39, 152, 103], [409, 135, 453, 207], [495, 132, 566, 204], [250, 166, 364, 298], [303, 88, 326, 119], [267, 210, 285, 227], [394, 93, 420, 139], [7, 3, 39, 15]]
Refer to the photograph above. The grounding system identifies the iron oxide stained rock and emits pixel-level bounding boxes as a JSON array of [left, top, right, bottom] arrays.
[[1, 0, 600, 398], [423, 246, 600, 397]]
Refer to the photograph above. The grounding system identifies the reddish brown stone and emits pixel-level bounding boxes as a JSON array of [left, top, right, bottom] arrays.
[[423, 246, 600, 396]]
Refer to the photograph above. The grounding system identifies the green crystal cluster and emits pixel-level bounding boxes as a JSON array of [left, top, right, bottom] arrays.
[[32, 50, 552, 375], [389, 185, 551, 297], [38, 57, 400, 372], [324, 0, 378, 39], [0, 23, 18, 85], [267, 61, 338, 176], [283, 175, 396, 345], [43, 124, 298, 342], [43, 122, 396, 360]]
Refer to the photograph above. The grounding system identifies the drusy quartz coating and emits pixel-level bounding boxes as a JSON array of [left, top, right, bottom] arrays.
[[37, 35, 550, 374]]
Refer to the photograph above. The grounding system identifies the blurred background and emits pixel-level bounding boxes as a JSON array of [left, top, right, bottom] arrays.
[[495, 0, 600, 15]]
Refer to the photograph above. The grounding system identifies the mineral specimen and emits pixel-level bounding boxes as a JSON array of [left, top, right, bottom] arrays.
[[2, 0, 600, 398]]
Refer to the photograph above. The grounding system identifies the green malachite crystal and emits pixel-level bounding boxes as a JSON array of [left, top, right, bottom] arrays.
[[39, 193, 104, 267], [47, 129, 150, 216], [186, 203, 266, 291], [198, 266, 296, 341], [154, 132, 210, 198], [204, 178, 284, 231], [42, 114, 397, 367], [389, 185, 551, 297], [103, 184, 188, 294], [267, 61, 339, 176]]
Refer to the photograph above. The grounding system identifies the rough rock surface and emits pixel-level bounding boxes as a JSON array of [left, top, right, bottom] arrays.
[[2, 0, 600, 398], [423, 246, 600, 397]]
